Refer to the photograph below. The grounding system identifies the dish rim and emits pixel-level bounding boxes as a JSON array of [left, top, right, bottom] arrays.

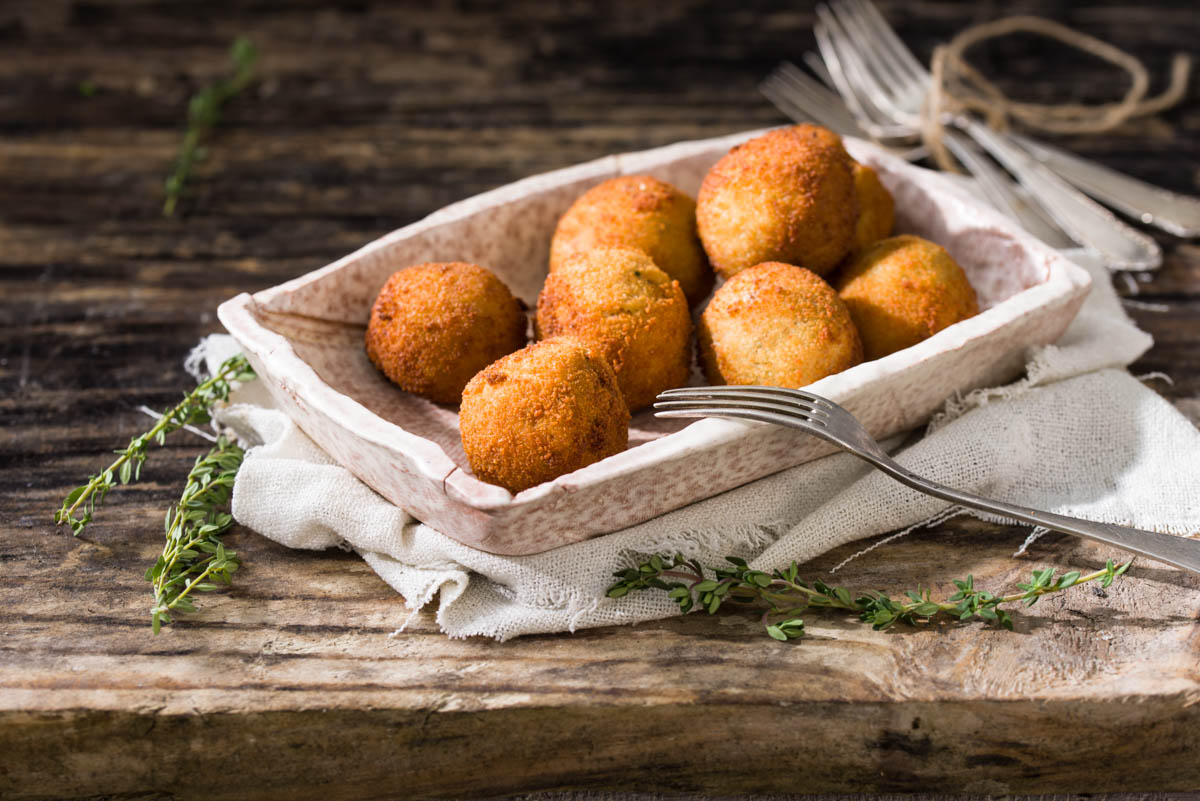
[[218, 129, 1094, 516]]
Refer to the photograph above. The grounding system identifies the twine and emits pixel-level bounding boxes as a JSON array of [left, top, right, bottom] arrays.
[[923, 15, 1192, 172]]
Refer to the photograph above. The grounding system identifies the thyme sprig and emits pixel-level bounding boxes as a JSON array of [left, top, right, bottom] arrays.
[[608, 553, 1132, 641], [146, 436, 244, 633], [163, 36, 258, 216], [54, 354, 255, 536]]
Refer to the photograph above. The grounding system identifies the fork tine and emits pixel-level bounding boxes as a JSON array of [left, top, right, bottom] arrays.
[[820, 6, 912, 122], [799, 48, 931, 160], [659, 384, 827, 398], [836, 0, 927, 111], [826, 4, 893, 89], [772, 62, 843, 106], [654, 397, 832, 428], [776, 65, 864, 124], [761, 63, 868, 137], [811, 12, 881, 130], [655, 397, 809, 411], [655, 396, 819, 414], [654, 406, 820, 432], [761, 76, 845, 134], [801, 51, 836, 90], [814, 9, 917, 135], [847, 0, 930, 83], [830, 1, 902, 87], [657, 385, 835, 409]]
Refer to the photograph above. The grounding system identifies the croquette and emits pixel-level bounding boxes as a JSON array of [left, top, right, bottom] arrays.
[[459, 337, 629, 494], [699, 261, 863, 387], [696, 125, 859, 280], [849, 162, 894, 256], [365, 262, 527, 404], [550, 175, 713, 305], [835, 234, 979, 360], [536, 247, 692, 410]]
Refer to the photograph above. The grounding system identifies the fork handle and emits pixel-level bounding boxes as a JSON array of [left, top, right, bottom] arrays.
[[958, 118, 1163, 271], [939, 129, 1076, 250], [862, 451, 1200, 573], [1011, 133, 1200, 239]]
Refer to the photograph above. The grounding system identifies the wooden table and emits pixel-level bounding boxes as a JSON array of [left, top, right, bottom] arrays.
[[2, 2, 1198, 798]]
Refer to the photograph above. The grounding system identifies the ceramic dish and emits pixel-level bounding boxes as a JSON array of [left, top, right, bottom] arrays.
[[218, 129, 1092, 555]]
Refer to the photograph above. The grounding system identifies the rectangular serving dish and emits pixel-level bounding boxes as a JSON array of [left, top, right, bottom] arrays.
[[218, 129, 1091, 555]]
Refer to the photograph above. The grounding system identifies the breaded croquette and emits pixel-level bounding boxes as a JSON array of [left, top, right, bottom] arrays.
[[550, 175, 713, 306], [696, 125, 859, 280], [459, 337, 629, 493], [365, 262, 527, 404], [849, 162, 895, 256], [536, 247, 692, 410], [699, 261, 863, 387], [835, 234, 979, 360]]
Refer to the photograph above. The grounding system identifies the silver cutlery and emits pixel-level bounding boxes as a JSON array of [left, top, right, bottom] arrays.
[[1010, 133, 1200, 238], [814, 0, 1162, 270], [761, 61, 1078, 249], [802, 0, 1200, 241], [656, 386, 1200, 575]]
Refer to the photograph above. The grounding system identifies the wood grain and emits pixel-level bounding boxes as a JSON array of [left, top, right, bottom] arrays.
[[1, 1, 1198, 799]]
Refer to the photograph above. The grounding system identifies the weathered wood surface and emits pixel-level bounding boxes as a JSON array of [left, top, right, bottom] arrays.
[[2, 1, 1199, 799]]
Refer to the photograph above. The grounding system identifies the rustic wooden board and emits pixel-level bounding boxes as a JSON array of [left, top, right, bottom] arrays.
[[2, 1, 1199, 799]]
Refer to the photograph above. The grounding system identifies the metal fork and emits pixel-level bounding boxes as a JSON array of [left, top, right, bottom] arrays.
[[761, 61, 1077, 249], [831, 0, 1200, 239], [760, 60, 928, 161], [656, 386, 1200, 574], [817, 0, 1164, 270]]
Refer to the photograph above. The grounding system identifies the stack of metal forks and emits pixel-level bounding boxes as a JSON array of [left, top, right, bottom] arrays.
[[759, 0, 1200, 271]]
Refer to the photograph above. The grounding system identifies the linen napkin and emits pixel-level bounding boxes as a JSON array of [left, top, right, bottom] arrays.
[[202, 249, 1200, 640]]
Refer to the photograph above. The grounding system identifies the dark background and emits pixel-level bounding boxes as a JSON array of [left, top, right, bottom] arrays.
[[1, 1, 1198, 798]]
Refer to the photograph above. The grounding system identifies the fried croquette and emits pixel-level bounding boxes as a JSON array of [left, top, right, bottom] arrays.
[[696, 125, 858, 280], [459, 337, 629, 494], [365, 262, 527, 404], [835, 234, 980, 360], [536, 247, 692, 410], [849, 162, 894, 256], [550, 175, 713, 305], [699, 261, 863, 387]]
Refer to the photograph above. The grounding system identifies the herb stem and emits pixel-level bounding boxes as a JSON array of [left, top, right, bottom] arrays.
[[148, 434, 245, 632], [157, 476, 236, 579], [170, 562, 221, 609], [163, 37, 258, 216], [55, 351, 256, 633], [660, 569, 703, 583], [609, 553, 1131, 641], [55, 354, 253, 536]]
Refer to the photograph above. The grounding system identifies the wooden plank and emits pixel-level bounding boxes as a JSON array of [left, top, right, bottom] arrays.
[[1, 0, 1198, 798]]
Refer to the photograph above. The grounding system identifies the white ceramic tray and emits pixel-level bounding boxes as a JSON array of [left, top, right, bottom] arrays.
[[218, 129, 1092, 555]]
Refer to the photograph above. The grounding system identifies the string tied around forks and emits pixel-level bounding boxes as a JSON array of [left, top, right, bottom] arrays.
[[922, 14, 1192, 173]]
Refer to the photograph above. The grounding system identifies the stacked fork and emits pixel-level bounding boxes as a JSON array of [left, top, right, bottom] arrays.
[[760, 0, 1200, 270]]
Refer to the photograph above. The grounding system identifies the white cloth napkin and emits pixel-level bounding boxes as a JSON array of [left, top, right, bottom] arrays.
[[203, 250, 1200, 640]]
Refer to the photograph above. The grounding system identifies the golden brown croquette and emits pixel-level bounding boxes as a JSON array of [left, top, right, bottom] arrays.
[[699, 261, 863, 387], [696, 125, 859, 280], [849, 162, 895, 256], [459, 336, 629, 494], [550, 175, 713, 305], [835, 234, 980, 360], [365, 262, 527, 404], [536, 247, 692, 410]]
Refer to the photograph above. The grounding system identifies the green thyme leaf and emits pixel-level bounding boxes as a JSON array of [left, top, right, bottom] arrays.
[[606, 551, 1134, 642], [163, 37, 258, 216]]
